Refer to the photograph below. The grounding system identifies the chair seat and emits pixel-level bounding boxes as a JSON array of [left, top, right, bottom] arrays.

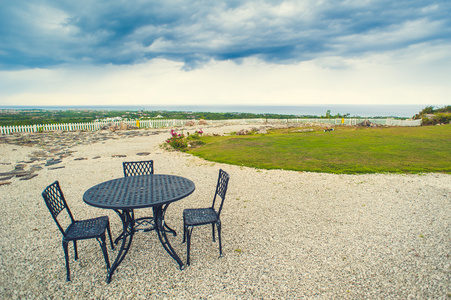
[[64, 216, 109, 241], [183, 208, 218, 226]]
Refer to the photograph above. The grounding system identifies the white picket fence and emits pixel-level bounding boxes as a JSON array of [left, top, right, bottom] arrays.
[[0, 119, 190, 135], [0, 118, 421, 135]]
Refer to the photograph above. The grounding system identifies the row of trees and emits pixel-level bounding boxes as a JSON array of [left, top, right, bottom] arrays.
[[413, 106, 451, 125], [1, 106, 449, 127], [0, 109, 302, 126]]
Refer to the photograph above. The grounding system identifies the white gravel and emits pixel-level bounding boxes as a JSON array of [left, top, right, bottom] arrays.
[[0, 125, 450, 299]]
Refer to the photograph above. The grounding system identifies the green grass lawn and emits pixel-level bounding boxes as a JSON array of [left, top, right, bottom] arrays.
[[186, 125, 451, 174]]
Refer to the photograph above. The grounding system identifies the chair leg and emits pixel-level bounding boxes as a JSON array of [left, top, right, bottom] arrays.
[[182, 217, 187, 243], [186, 226, 193, 265], [216, 221, 223, 258], [212, 223, 216, 242], [107, 222, 114, 250], [73, 240, 78, 260], [63, 241, 71, 281]]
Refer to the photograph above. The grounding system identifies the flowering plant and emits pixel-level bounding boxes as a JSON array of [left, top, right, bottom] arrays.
[[188, 129, 203, 140], [166, 129, 187, 149]]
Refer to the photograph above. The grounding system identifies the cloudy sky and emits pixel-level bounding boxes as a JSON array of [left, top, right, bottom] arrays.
[[0, 0, 450, 107]]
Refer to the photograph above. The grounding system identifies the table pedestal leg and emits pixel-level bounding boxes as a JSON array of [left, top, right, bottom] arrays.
[[153, 206, 185, 270], [107, 209, 134, 283], [161, 204, 177, 236]]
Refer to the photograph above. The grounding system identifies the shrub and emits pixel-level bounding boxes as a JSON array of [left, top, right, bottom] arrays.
[[166, 129, 187, 149], [187, 129, 203, 140], [422, 113, 451, 125], [415, 105, 451, 125], [166, 129, 206, 150]]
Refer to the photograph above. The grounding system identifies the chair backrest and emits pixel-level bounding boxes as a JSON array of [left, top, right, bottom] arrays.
[[42, 181, 74, 236], [211, 169, 230, 217], [123, 160, 154, 177]]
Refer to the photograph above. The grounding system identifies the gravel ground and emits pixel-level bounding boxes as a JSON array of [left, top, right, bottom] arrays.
[[0, 125, 450, 299]]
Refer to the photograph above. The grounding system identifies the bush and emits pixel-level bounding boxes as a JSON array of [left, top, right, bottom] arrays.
[[165, 129, 205, 150], [187, 129, 203, 140], [415, 105, 451, 125], [166, 129, 187, 149], [422, 113, 451, 126]]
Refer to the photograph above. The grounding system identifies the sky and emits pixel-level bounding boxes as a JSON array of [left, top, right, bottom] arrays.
[[0, 0, 450, 108]]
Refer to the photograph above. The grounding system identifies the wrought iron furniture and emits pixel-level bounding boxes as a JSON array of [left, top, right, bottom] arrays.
[[183, 169, 230, 265], [123, 160, 154, 177], [122, 160, 160, 235], [41, 181, 114, 281], [83, 174, 195, 283]]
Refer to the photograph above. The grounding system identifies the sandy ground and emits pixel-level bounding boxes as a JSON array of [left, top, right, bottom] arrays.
[[0, 125, 450, 299]]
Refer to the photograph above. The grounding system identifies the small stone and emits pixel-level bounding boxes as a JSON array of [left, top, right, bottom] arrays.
[[14, 171, 34, 177], [19, 174, 38, 180], [30, 165, 43, 171], [45, 159, 62, 166], [136, 152, 151, 156], [48, 166, 65, 170]]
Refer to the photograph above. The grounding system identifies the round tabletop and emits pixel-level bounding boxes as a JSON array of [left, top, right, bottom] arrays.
[[83, 174, 195, 209]]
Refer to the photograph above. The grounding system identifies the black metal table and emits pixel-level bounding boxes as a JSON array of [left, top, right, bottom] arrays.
[[83, 174, 195, 283]]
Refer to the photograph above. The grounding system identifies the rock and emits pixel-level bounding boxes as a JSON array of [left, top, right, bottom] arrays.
[[30, 165, 43, 171], [0, 171, 30, 177], [15, 164, 26, 170], [257, 127, 268, 134], [136, 152, 151, 156], [357, 120, 381, 127], [19, 174, 38, 180], [236, 129, 249, 135], [48, 166, 65, 170], [198, 119, 208, 125], [119, 123, 128, 130], [109, 124, 118, 132], [357, 120, 372, 127], [185, 121, 196, 126], [45, 159, 62, 166], [13, 171, 34, 177]]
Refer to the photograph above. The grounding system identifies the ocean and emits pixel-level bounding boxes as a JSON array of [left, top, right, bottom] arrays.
[[0, 104, 429, 118]]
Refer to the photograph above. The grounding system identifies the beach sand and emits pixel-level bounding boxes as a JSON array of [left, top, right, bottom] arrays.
[[1, 124, 450, 299]]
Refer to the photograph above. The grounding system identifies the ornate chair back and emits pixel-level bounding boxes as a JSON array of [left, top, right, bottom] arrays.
[[212, 169, 230, 217], [123, 160, 154, 177], [42, 181, 75, 236]]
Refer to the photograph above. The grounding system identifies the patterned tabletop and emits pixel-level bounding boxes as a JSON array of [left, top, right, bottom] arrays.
[[83, 174, 195, 209]]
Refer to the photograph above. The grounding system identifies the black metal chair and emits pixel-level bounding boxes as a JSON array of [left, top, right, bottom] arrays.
[[123, 160, 154, 177], [122, 160, 158, 234], [182, 169, 230, 265], [42, 181, 114, 281]]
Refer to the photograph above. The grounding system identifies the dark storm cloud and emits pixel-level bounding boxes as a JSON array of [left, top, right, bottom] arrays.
[[1, 0, 450, 70]]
